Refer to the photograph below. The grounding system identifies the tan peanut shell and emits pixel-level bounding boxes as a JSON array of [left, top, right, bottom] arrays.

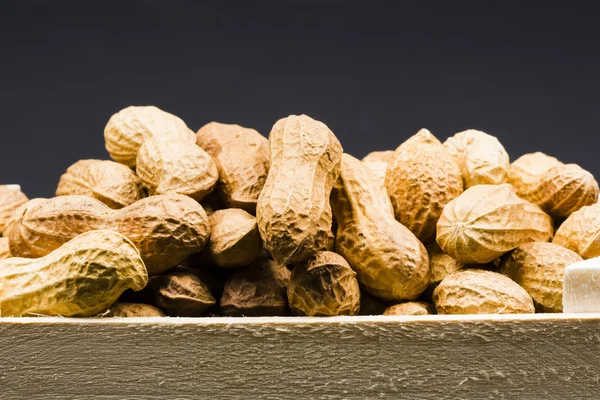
[[385, 129, 463, 244], [136, 137, 218, 201], [426, 242, 464, 289], [2, 198, 45, 241], [501, 242, 582, 312], [202, 208, 262, 268], [383, 302, 435, 316], [56, 159, 145, 209], [197, 122, 270, 213], [517, 163, 599, 218], [9, 194, 210, 275], [433, 269, 535, 314], [361, 150, 395, 164], [443, 129, 510, 188], [361, 160, 388, 189], [553, 204, 600, 259], [257, 114, 343, 265], [104, 105, 196, 167], [220, 258, 291, 317], [0, 185, 28, 235], [0, 230, 148, 317], [331, 153, 430, 301], [154, 266, 216, 317], [0, 237, 10, 261], [107, 302, 165, 317], [287, 251, 360, 316], [437, 184, 554, 264], [508, 152, 562, 197]]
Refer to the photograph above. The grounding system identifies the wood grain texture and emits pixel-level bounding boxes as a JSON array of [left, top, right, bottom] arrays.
[[1, 315, 600, 399]]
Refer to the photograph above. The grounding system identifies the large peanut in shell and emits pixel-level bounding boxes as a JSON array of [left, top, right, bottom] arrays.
[[136, 136, 218, 201], [444, 129, 510, 188], [257, 115, 342, 265], [104, 105, 196, 167], [517, 163, 598, 219], [433, 269, 535, 315], [508, 152, 563, 197], [0, 185, 28, 235], [501, 242, 582, 312], [385, 129, 463, 244], [197, 122, 270, 213], [331, 153, 430, 301], [56, 159, 145, 209], [437, 184, 553, 264], [553, 204, 600, 259], [0, 230, 148, 317], [9, 194, 210, 275]]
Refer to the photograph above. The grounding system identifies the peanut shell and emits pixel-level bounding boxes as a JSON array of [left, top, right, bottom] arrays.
[[553, 204, 600, 259], [443, 129, 510, 188], [508, 152, 563, 197], [0, 230, 148, 317], [154, 266, 216, 317], [383, 302, 434, 316], [136, 136, 218, 201], [0, 237, 10, 261], [0, 185, 28, 235], [437, 184, 554, 264], [361, 160, 388, 189], [56, 159, 145, 209], [501, 242, 582, 312], [220, 259, 290, 317], [9, 194, 210, 275], [2, 198, 45, 241], [104, 105, 196, 167], [107, 302, 165, 317], [386, 129, 463, 243], [331, 153, 430, 301], [361, 150, 395, 164], [197, 122, 269, 213], [287, 251, 360, 316], [426, 242, 464, 289], [257, 114, 342, 265], [433, 269, 535, 314]]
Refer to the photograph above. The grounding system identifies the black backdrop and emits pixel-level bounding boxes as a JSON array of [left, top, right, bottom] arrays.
[[1, 1, 599, 198]]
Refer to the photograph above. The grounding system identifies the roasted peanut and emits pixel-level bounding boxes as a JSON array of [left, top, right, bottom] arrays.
[[0, 230, 148, 317], [383, 302, 435, 316], [426, 242, 464, 291], [361, 150, 395, 164], [154, 266, 216, 317], [0, 185, 28, 235], [257, 114, 342, 265], [508, 152, 562, 197], [553, 204, 600, 259], [107, 302, 165, 317]]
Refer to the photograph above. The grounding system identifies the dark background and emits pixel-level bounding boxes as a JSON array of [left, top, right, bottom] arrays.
[[1, 1, 599, 198]]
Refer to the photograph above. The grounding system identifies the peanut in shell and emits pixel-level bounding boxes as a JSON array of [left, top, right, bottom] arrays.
[[383, 302, 434, 316], [553, 204, 600, 259]]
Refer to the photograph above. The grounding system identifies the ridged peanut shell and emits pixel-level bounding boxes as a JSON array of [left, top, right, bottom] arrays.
[[0, 237, 10, 261], [197, 122, 269, 213], [518, 163, 599, 218], [220, 258, 290, 317], [0, 230, 148, 317], [426, 242, 464, 288], [331, 154, 430, 301], [433, 269, 534, 314], [501, 242, 582, 312], [383, 302, 434, 316], [2, 198, 46, 241], [9, 194, 210, 275], [202, 208, 262, 268], [287, 251, 360, 316], [257, 114, 342, 265], [56, 159, 145, 209], [107, 302, 165, 317], [0, 185, 28, 235], [553, 204, 600, 259], [508, 152, 563, 197], [136, 137, 218, 201], [104, 105, 196, 167], [386, 129, 463, 243], [361, 150, 395, 164], [437, 184, 554, 264], [443, 129, 510, 188], [154, 266, 216, 317]]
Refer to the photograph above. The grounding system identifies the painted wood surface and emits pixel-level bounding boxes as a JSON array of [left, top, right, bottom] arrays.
[[1, 314, 600, 399]]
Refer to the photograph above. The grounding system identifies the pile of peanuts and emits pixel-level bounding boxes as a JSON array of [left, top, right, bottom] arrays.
[[0, 106, 598, 317]]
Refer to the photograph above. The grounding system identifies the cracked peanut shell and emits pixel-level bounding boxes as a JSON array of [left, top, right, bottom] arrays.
[[257, 114, 342, 265], [220, 258, 291, 317], [136, 136, 218, 201], [56, 159, 145, 209], [436, 184, 554, 264], [104, 105, 196, 167], [501, 242, 582, 312], [383, 302, 435, 316], [0, 230, 148, 317], [0, 185, 28, 235], [331, 153, 430, 301], [443, 129, 510, 188], [107, 302, 165, 317], [385, 129, 463, 244], [9, 194, 210, 275], [287, 251, 360, 316], [508, 152, 563, 198], [433, 269, 535, 315], [553, 204, 600, 259], [197, 122, 269, 213]]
